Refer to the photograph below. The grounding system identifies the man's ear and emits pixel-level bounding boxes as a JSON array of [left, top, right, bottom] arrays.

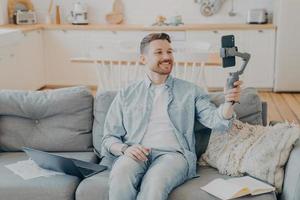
[[140, 54, 147, 65]]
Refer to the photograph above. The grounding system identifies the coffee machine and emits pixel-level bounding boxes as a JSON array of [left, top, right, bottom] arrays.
[[70, 2, 88, 25]]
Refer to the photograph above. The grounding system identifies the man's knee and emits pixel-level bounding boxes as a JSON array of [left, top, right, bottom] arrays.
[[109, 156, 143, 185]]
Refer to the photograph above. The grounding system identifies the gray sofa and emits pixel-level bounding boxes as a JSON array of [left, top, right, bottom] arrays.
[[0, 86, 299, 200]]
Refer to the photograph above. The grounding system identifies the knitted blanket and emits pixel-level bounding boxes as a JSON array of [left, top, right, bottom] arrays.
[[199, 120, 300, 192]]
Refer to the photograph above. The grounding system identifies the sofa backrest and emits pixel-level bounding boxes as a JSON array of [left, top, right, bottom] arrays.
[[93, 87, 264, 158], [93, 91, 118, 154], [280, 138, 300, 200], [0, 86, 94, 152]]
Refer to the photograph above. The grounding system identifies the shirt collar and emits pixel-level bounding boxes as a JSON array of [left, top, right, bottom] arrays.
[[144, 74, 174, 89]]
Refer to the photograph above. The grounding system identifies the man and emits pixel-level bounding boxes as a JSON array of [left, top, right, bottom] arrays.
[[101, 33, 242, 200]]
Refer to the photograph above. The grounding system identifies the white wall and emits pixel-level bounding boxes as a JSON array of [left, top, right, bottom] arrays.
[[3, 0, 274, 25], [0, 0, 8, 24]]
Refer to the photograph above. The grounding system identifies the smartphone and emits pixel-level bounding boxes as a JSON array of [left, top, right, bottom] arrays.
[[221, 35, 236, 68]]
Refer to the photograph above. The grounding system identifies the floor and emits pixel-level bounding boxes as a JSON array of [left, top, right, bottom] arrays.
[[259, 92, 300, 124]]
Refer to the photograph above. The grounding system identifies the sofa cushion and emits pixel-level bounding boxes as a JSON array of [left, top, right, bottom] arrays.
[[76, 170, 110, 200], [200, 120, 300, 192], [0, 151, 98, 200], [0, 86, 93, 152], [280, 139, 300, 200], [208, 87, 263, 125], [93, 91, 117, 155], [169, 166, 277, 200], [75, 166, 276, 200]]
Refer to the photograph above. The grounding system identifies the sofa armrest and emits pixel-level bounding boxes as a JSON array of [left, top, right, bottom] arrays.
[[280, 139, 300, 200]]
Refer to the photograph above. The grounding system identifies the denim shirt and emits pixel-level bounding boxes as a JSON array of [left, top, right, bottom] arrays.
[[101, 75, 234, 179]]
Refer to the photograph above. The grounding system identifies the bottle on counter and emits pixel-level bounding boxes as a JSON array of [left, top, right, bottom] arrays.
[[55, 5, 61, 24]]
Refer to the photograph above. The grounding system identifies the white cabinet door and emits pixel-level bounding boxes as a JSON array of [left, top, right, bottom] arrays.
[[44, 30, 93, 86], [0, 30, 45, 90], [0, 46, 18, 89], [242, 29, 275, 89], [44, 30, 146, 86], [16, 30, 45, 90]]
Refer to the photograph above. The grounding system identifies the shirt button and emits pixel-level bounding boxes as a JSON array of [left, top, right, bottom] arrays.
[[34, 120, 39, 124]]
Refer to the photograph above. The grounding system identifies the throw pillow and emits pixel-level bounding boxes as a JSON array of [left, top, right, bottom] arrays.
[[199, 120, 300, 192]]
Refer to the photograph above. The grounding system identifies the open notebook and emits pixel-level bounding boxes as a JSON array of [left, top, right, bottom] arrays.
[[201, 176, 275, 200]]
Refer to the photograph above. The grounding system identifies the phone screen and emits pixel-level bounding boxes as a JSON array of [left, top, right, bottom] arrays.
[[221, 35, 236, 68]]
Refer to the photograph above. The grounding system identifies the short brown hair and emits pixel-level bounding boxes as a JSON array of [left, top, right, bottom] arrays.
[[140, 33, 171, 54]]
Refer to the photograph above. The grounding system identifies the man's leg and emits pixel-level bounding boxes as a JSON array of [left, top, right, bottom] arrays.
[[137, 152, 188, 200], [109, 155, 147, 200]]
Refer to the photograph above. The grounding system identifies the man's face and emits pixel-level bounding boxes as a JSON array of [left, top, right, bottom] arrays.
[[141, 39, 174, 75]]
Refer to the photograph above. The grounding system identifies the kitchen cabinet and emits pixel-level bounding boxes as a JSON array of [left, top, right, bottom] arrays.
[[44, 28, 275, 89], [0, 45, 18, 89], [0, 30, 45, 90], [44, 30, 146, 86], [242, 29, 275, 88]]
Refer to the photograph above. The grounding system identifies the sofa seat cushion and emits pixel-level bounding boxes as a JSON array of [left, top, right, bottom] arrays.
[[76, 166, 277, 200], [0, 86, 94, 152], [169, 166, 277, 200], [0, 152, 98, 200], [76, 170, 110, 200]]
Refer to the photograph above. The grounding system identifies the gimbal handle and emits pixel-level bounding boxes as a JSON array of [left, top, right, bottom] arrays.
[[220, 47, 251, 104]]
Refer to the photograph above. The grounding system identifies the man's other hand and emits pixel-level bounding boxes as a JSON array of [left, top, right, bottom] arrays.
[[124, 144, 150, 161]]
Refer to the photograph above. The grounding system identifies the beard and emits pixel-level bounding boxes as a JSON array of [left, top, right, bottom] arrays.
[[150, 59, 173, 75]]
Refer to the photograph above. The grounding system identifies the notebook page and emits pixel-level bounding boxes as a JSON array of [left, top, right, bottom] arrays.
[[227, 176, 275, 195], [201, 178, 248, 200]]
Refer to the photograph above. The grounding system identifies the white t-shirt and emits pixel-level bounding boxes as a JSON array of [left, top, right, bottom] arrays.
[[141, 84, 182, 152]]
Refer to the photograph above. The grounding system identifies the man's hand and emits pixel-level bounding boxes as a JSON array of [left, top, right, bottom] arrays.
[[224, 80, 243, 103], [222, 80, 243, 119], [124, 144, 150, 161]]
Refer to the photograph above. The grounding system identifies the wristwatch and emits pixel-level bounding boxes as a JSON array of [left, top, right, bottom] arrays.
[[120, 144, 128, 155]]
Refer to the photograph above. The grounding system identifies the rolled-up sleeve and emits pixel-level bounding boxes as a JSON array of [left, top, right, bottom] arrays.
[[195, 91, 235, 131], [101, 91, 126, 153]]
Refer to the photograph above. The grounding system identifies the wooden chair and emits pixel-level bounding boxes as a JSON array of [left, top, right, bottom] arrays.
[[71, 41, 221, 91]]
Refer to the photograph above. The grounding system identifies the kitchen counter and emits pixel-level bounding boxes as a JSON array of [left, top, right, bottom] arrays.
[[0, 23, 276, 32], [0, 24, 44, 32]]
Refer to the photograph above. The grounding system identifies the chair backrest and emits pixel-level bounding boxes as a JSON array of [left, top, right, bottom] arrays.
[[90, 41, 213, 91], [172, 41, 211, 91]]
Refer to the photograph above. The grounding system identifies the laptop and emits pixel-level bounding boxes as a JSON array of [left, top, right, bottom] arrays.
[[22, 147, 107, 179]]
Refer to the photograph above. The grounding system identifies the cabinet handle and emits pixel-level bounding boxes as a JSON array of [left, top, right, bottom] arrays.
[[213, 30, 219, 34], [258, 30, 264, 33]]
